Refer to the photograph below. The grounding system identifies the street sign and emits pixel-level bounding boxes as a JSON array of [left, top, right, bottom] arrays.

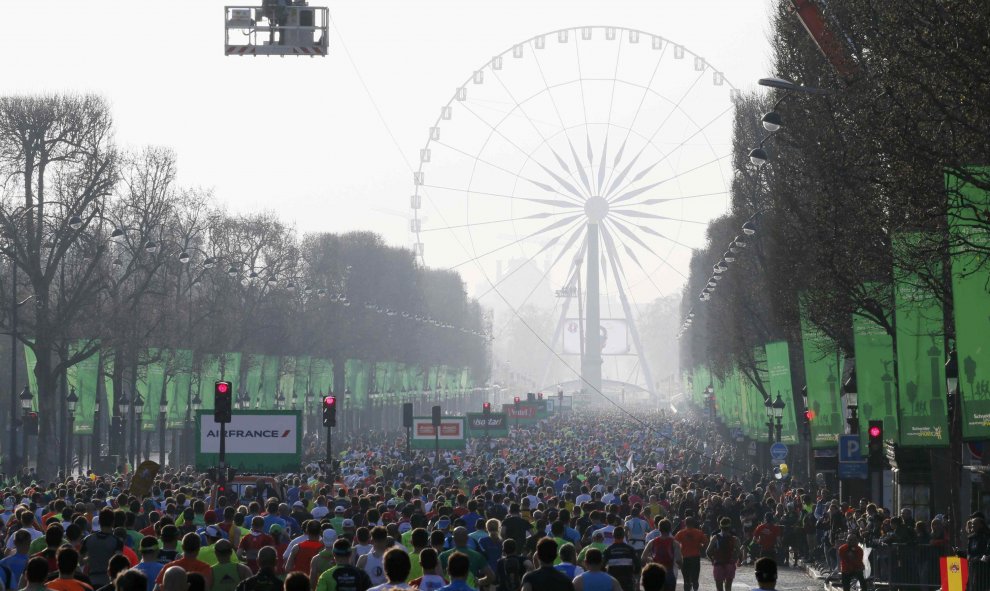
[[747, 441, 757, 456], [838, 461, 868, 479], [770, 442, 788, 460], [838, 434, 863, 462]]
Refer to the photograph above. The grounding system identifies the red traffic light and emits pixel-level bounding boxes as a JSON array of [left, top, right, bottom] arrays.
[[324, 396, 336, 406], [804, 410, 815, 421], [216, 382, 229, 394], [537, 392, 543, 400], [869, 425, 881, 438], [483, 402, 491, 410], [513, 396, 520, 404]]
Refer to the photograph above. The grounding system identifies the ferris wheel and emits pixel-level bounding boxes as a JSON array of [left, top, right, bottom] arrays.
[[410, 26, 739, 397]]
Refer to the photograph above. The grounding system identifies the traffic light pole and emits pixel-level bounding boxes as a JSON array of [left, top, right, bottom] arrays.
[[405, 426, 411, 459], [218, 420, 227, 490]]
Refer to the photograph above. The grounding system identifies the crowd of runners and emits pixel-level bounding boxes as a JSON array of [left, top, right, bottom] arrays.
[[0, 406, 892, 591]]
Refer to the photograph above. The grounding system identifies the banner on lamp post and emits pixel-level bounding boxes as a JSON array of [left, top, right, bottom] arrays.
[[894, 233, 949, 446], [946, 169, 990, 440]]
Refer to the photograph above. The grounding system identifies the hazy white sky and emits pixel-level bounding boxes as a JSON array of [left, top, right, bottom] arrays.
[[2, 0, 776, 297]]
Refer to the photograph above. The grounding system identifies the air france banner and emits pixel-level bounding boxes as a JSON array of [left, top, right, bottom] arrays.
[[411, 417, 466, 450], [195, 410, 302, 472]]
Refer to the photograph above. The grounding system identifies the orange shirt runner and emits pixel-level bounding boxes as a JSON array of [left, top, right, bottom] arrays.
[[674, 527, 707, 558]]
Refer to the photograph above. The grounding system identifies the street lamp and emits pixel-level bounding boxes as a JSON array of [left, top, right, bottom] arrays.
[[945, 347, 959, 398], [158, 393, 168, 466], [275, 391, 286, 410], [772, 392, 786, 443], [843, 367, 859, 434], [133, 394, 145, 463], [66, 387, 78, 472]]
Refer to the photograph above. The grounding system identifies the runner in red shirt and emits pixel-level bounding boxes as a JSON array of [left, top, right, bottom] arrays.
[[750, 513, 781, 561], [237, 516, 275, 574]]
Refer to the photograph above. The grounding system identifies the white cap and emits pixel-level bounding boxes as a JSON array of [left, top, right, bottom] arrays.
[[322, 528, 338, 547]]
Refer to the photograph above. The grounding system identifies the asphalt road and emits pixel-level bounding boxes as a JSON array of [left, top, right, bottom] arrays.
[[688, 560, 824, 591]]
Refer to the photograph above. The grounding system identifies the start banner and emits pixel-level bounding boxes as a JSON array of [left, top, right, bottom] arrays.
[[466, 412, 509, 438], [411, 417, 466, 449]]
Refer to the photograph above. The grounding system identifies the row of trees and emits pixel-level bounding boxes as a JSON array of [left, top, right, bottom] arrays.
[[0, 95, 489, 478], [680, 1, 989, 388]]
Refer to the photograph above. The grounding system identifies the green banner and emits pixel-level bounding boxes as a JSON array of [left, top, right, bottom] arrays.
[[243, 354, 263, 408], [852, 289, 899, 447], [800, 303, 844, 447], [23, 344, 38, 410], [279, 357, 296, 408], [894, 233, 948, 445], [292, 355, 316, 402], [167, 350, 192, 429], [140, 349, 164, 432], [766, 341, 798, 444], [67, 341, 99, 435], [466, 412, 509, 437], [220, 352, 241, 383], [947, 169, 990, 439], [197, 354, 221, 410]]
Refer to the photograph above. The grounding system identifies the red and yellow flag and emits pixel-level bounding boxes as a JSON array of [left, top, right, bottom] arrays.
[[940, 556, 968, 591]]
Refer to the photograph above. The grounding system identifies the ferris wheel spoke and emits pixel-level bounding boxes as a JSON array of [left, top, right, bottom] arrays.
[[534, 161, 587, 202], [597, 137, 609, 194], [419, 210, 574, 233], [625, 190, 729, 207], [636, 224, 695, 250], [608, 105, 734, 201], [456, 101, 589, 202], [609, 220, 687, 282], [569, 139, 593, 195], [448, 214, 583, 270], [488, 68, 593, 197], [609, 152, 731, 205], [421, 184, 580, 209], [611, 209, 707, 224], [432, 139, 580, 203], [606, 218, 656, 257], [602, 66, 705, 193]]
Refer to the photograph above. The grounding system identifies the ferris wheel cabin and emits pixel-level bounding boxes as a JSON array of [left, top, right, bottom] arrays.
[[224, 1, 329, 56]]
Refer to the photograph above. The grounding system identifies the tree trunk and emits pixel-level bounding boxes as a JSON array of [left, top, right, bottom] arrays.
[[33, 343, 58, 480]]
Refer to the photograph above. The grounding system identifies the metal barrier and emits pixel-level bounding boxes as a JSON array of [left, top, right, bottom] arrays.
[[866, 544, 990, 590]]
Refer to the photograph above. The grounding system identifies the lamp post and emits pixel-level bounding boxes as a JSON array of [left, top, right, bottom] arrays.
[[764, 396, 774, 474], [158, 393, 168, 466], [945, 346, 963, 546], [91, 394, 101, 472], [19, 386, 33, 469], [275, 391, 286, 410], [187, 393, 201, 467], [772, 392, 785, 443], [704, 384, 715, 420], [118, 392, 130, 467], [843, 374, 859, 435], [133, 394, 145, 464], [66, 387, 78, 473]]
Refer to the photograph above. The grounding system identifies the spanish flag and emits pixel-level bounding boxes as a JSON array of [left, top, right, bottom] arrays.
[[940, 556, 968, 591]]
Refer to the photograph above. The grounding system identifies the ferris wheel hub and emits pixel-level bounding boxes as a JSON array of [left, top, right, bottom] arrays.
[[584, 196, 610, 223]]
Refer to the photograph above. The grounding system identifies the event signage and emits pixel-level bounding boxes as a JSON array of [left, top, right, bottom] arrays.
[[947, 169, 990, 439], [765, 341, 799, 444], [800, 299, 844, 447], [411, 416, 466, 449], [195, 410, 302, 472], [466, 412, 509, 438], [852, 287, 899, 446], [894, 233, 948, 446], [502, 404, 538, 422]]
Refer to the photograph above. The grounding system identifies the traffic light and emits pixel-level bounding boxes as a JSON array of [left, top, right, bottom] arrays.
[[804, 409, 815, 423], [323, 395, 337, 427], [527, 392, 535, 402], [514, 396, 521, 408], [214, 381, 233, 423], [537, 392, 543, 400], [482, 402, 491, 416], [431, 405, 442, 427], [867, 420, 883, 456]]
